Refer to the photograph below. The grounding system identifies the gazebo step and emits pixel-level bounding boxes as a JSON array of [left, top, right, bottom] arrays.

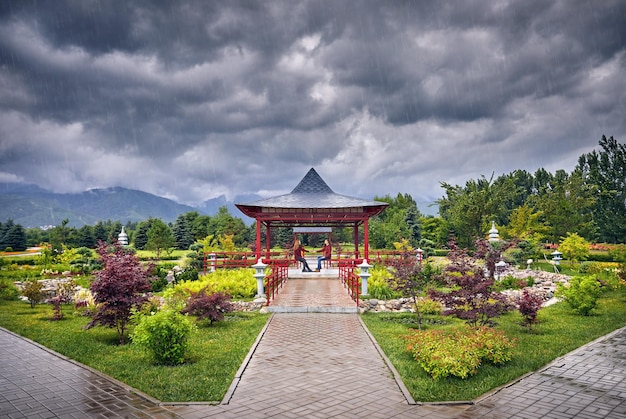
[[267, 306, 357, 313], [288, 269, 339, 278]]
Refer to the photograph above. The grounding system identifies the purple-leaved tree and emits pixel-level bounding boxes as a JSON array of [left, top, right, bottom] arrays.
[[86, 241, 152, 344], [430, 239, 513, 327]]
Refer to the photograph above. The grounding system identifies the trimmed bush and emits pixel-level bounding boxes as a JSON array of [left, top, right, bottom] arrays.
[[404, 326, 516, 379], [131, 309, 196, 365], [556, 276, 602, 316], [0, 278, 19, 301], [22, 279, 43, 308]]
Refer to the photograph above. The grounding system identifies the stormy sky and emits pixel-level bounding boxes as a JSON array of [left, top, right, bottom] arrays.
[[0, 0, 624, 212]]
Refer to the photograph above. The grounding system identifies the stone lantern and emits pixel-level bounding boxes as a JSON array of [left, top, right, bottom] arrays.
[[252, 258, 267, 298], [495, 259, 507, 280], [551, 250, 563, 265], [416, 248, 423, 265], [357, 259, 372, 296]]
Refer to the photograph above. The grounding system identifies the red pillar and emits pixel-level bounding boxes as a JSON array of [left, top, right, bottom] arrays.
[[255, 218, 261, 260], [265, 223, 271, 259], [364, 218, 369, 260], [354, 223, 359, 258]]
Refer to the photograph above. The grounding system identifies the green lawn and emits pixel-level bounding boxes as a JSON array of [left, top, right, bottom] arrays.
[[362, 287, 626, 402], [0, 301, 269, 402]]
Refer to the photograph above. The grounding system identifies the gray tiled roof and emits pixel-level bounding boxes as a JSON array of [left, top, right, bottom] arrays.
[[238, 168, 386, 209]]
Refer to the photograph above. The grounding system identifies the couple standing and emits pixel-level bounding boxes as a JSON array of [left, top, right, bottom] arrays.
[[294, 239, 332, 272]]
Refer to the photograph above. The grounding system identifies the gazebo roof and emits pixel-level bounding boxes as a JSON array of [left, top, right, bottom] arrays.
[[235, 168, 388, 226]]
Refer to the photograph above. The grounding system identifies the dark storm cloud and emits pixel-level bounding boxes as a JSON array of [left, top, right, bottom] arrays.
[[0, 0, 624, 208]]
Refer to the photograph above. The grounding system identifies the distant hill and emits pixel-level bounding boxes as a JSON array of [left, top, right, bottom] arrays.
[[0, 183, 259, 228], [0, 183, 436, 228]]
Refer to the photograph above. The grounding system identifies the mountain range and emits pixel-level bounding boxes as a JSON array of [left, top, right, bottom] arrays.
[[0, 183, 259, 228]]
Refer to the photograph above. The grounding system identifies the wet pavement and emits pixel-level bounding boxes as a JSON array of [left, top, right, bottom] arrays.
[[1, 276, 625, 418]]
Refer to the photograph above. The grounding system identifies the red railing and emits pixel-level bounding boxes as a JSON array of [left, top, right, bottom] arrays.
[[203, 251, 288, 274], [264, 260, 289, 305], [339, 264, 360, 306], [367, 250, 423, 265]]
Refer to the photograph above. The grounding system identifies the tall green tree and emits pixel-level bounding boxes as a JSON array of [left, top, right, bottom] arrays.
[[438, 175, 519, 248], [183, 211, 212, 241], [207, 207, 248, 247], [0, 219, 27, 251], [146, 219, 175, 259], [530, 170, 597, 243], [369, 193, 420, 249], [173, 214, 194, 250], [76, 225, 96, 248], [577, 135, 626, 243], [93, 221, 109, 243], [48, 218, 70, 252], [134, 220, 151, 250]]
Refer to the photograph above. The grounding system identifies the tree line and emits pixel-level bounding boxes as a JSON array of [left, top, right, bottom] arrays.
[[437, 136, 625, 248], [1, 136, 623, 254]]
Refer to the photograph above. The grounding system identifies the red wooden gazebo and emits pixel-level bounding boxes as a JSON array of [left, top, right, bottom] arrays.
[[236, 168, 388, 261]]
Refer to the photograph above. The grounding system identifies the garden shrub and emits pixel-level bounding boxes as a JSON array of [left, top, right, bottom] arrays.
[[56, 279, 77, 302], [494, 275, 534, 291], [404, 326, 516, 379], [180, 288, 233, 324], [49, 295, 66, 320], [177, 267, 199, 283], [131, 309, 196, 366], [73, 288, 98, 317], [166, 269, 256, 301], [556, 276, 602, 316], [86, 241, 152, 344], [0, 278, 19, 301], [22, 279, 44, 308], [415, 297, 443, 315], [518, 289, 543, 330], [430, 240, 513, 327], [368, 265, 400, 300]]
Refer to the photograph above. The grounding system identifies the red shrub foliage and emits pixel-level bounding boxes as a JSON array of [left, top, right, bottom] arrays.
[[518, 289, 543, 330], [86, 241, 152, 344], [181, 288, 233, 324]]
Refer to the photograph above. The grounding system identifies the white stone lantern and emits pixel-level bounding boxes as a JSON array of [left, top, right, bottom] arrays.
[[495, 259, 507, 280], [209, 252, 217, 272], [252, 258, 267, 298], [551, 250, 563, 265], [416, 248, 423, 265], [357, 259, 372, 296]]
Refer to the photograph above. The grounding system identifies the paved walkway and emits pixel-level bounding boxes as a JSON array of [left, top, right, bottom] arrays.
[[1, 277, 625, 418]]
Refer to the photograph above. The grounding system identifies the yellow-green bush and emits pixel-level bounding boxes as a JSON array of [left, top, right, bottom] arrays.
[[366, 265, 401, 300], [163, 268, 256, 309], [404, 326, 516, 379]]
